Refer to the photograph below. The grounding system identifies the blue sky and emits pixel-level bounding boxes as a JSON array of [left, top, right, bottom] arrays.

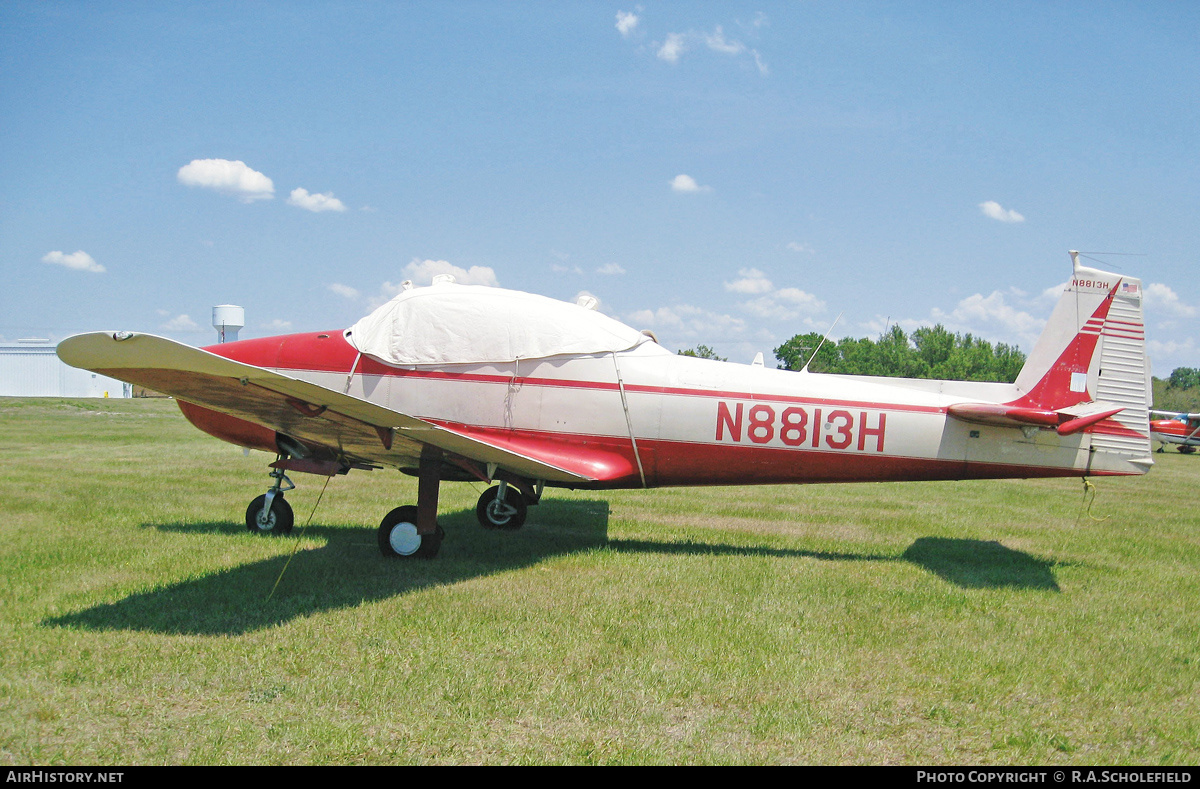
[[3, 2, 1198, 374]]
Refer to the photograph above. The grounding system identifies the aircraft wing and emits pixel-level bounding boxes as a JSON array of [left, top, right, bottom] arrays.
[[56, 332, 599, 484]]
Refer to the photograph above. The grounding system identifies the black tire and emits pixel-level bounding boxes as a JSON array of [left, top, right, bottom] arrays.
[[378, 506, 444, 559], [246, 494, 294, 535], [1179, 445, 1196, 454], [476, 485, 528, 530]]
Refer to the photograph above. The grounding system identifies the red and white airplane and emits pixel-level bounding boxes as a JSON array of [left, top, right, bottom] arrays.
[[57, 251, 1153, 559], [1149, 411, 1200, 453]]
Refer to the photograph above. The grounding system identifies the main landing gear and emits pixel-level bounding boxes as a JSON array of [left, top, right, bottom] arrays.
[[244, 447, 544, 559], [377, 505, 444, 558], [377, 445, 446, 560]]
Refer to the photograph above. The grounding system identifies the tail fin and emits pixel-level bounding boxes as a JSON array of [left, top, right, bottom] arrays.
[[1012, 251, 1152, 468]]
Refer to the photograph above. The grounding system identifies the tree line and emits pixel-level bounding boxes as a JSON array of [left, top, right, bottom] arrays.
[[773, 325, 1026, 382], [681, 336, 1200, 394], [681, 324, 1027, 383]]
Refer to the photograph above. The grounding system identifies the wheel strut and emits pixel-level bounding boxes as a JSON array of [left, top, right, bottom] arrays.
[[379, 445, 446, 559], [246, 459, 297, 535], [262, 463, 295, 517]]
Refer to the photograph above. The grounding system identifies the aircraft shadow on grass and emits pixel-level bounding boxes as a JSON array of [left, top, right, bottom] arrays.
[[45, 499, 613, 637], [595, 536, 1061, 592], [45, 507, 1058, 636]]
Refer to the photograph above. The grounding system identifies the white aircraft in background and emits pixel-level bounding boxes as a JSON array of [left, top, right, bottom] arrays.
[[58, 251, 1152, 559]]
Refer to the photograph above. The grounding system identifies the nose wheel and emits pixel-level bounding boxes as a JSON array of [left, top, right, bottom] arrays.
[[476, 482, 528, 530], [246, 494, 294, 534], [246, 466, 295, 535]]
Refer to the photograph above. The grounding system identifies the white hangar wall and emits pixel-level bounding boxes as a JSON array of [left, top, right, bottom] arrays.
[[0, 342, 130, 398]]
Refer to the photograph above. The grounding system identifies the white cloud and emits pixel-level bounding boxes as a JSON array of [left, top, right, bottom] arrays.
[[626, 303, 754, 360], [786, 242, 815, 254], [1144, 282, 1198, 318], [628, 303, 747, 340], [401, 258, 499, 287], [654, 25, 768, 75], [177, 158, 274, 202], [704, 26, 744, 55], [328, 283, 360, 299], [724, 268, 773, 294], [657, 32, 687, 63], [41, 250, 104, 273], [979, 200, 1025, 223], [927, 289, 1045, 346], [370, 261, 496, 309], [616, 10, 639, 38], [722, 267, 825, 321], [750, 51, 769, 76], [1148, 337, 1198, 366], [160, 314, 201, 332], [1041, 280, 1069, 301], [551, 263, 584, 275], [287, 187, 347, 213], [597, 263, 626, 275], [740, 288, 827, 321], [670, 173, 711, 193]]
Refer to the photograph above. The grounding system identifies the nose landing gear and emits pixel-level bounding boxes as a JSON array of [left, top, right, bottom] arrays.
[[246, 466, 295, 535], [475, 481, 529, 530]]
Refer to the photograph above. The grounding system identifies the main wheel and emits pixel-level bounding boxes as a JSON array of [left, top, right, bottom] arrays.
[[1180, 445, 1196, 454], [378, 506, 444, 558], [476, 485, 528, 530], [246, 494, 294, 535]]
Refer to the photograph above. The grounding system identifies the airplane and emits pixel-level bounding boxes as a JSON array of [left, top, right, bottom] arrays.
[[1149, 410, 1200, 453], [57, 251, 1153, 559]]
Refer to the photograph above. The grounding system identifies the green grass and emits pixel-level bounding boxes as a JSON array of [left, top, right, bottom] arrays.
[[1, 397, 1198, 764]]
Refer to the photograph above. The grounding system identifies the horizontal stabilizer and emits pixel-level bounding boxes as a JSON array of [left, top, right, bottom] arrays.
[[946, 403, 1059, 428], [948, 401, 1126, 436], [1055, 406, 1125, 436]]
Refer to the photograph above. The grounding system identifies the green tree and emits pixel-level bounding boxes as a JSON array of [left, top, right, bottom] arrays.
[[875, 325, 928, 378], [677, 344, 727, 362], [992, 342, 1026, 383], [1168, 367, 1200, 390], [836, 336, 884, 376], [912, 324, 955, 377], [773, 332, 838, 372]]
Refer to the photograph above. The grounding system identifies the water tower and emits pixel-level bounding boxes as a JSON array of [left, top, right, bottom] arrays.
[[212, 305, 244, 344]]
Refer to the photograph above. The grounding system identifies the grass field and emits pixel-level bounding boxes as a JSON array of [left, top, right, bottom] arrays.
[[1, 397, 1197, 765]]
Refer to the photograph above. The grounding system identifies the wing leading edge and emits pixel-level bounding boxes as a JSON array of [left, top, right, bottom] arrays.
[[56, 332, 596, 484]]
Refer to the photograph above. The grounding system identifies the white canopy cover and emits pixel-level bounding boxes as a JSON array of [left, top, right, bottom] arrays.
[[346, 283, 650, 366]]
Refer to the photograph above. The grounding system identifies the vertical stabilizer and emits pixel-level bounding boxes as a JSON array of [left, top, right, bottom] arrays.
[[1012, 251, 1151, 469]]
